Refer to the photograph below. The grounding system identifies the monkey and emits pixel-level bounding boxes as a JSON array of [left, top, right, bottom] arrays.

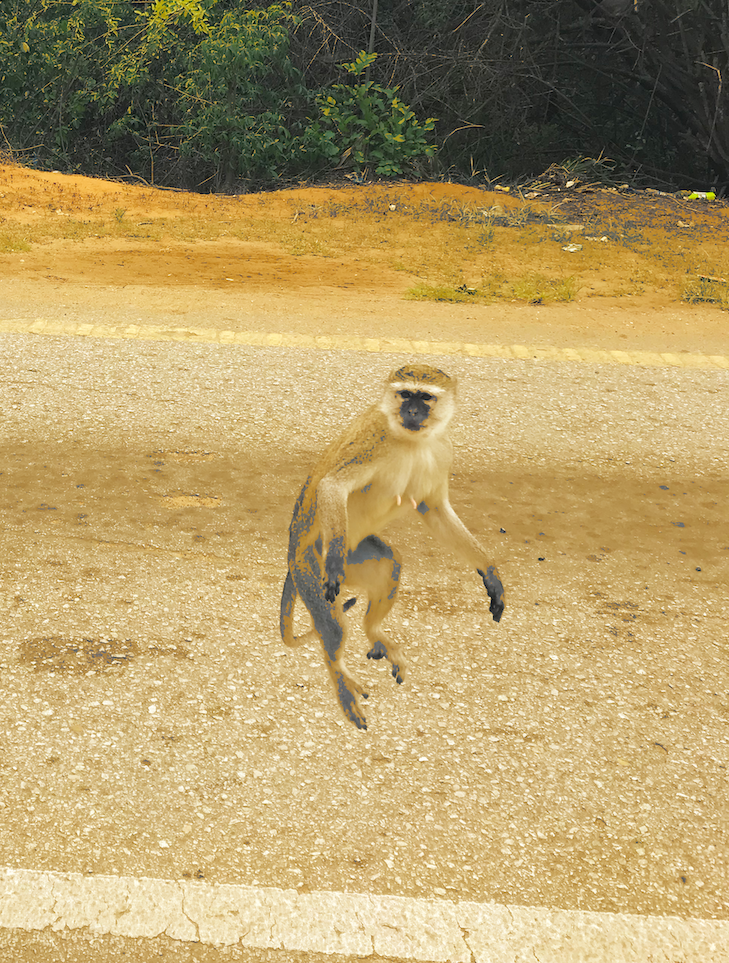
[[280, 363, 505, 730]]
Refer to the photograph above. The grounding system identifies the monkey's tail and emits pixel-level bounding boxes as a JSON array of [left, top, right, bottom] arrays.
[[280, 571, 318, 648], [280, 571, 298, 646], [280, 572, 357, 647]]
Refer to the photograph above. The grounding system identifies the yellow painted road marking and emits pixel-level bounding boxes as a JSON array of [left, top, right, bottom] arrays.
[[1, 868, 728, 961], [1, 317, 728, 368]]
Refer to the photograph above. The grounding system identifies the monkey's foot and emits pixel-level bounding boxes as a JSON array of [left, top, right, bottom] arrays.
[[324, 579, 341, 604], [367, 640, 387, 660], [367, 640, 407, 685], [478, 567, 505, 623], [332, 671, 369, 730]]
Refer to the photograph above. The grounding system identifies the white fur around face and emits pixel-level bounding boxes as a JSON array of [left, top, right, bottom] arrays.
[[388, 381, 448, 396], [379, 382, 456, 441]]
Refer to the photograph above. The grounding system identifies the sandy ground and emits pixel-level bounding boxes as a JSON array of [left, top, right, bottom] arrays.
[[0, 165, 728, 957]]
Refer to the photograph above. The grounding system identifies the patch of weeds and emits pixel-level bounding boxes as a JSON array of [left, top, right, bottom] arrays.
[[356, 192, 383, 216], [66, 217, 99, 240], [477, 224, 495, 246], [405, 282, 481, 303], [290, 202, 322, 222], [479, 271, 509, 299], [452, 202, 489, 226], [407, 199, 486, 225], [323, 199, 348, 218], [614, 230, 646, 249], [289, 199, 351, 222], [405, 273, 577, 305], [0, 231, 31, 252], [583, 218, 645, 249], [564, 153, 618, 183], [166, 216, 232, 242], [508, 274, 577, 304], [282, 229, 334, 257], [114, 207, 126, 223], [550, 225, 581, 244], [524, 154, 618, 192], [502, 203, 564, 228], [502, 205, 534, 228], [20, 216, 108, 244], [407, 199, 454, 222], [406, 198, 559, 229], [683, 274, 729, 309], [463, 222, 497, 254]]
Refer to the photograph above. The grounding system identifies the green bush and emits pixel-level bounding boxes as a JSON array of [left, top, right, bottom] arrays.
[[0, 0, 317, 186], [0, 7, 436, 186], [313, 51, 437, 177], [144, 2, 313, 185]]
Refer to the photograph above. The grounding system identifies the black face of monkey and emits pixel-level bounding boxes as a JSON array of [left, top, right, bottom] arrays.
[[398, 389, 434, 431]]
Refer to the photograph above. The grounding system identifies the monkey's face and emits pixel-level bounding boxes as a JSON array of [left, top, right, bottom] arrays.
[[381, 376, 455, 439], [397, 388, 436, 432]]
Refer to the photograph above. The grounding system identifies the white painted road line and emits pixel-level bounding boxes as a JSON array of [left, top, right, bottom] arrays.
[[1, 317, 728, 368], [1, 869, 727, 961]]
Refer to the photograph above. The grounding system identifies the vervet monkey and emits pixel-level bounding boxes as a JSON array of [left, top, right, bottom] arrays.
[[280, 363, 505, 730]]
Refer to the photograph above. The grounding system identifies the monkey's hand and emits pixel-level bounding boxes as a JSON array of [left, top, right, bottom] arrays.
[[477, 566, 505, 623], [324, 541, 346, 604], [324, 578, 341, 604]]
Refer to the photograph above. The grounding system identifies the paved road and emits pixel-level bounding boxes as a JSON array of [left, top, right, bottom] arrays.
[[0, 322, 727, 960]]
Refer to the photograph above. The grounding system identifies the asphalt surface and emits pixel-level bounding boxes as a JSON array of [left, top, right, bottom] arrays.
[[0, 327, 728, 959]]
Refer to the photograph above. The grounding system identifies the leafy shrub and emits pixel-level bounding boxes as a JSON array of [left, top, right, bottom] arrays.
[[137, 2, 312, 185], [0, 0, 316, 187], [312, 51, 437, 177], [0, 6, 435, 185]]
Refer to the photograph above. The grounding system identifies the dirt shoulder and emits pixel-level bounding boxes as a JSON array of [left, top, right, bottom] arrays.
[[0, 164, 728, 356]]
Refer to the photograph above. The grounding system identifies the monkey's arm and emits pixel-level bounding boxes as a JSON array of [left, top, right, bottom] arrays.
[[316, 476, 351, 601], [313, 417, 385, 603], [416, 497, 505, 622]]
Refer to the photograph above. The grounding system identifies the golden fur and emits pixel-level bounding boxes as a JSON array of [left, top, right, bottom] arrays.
[[280, 364, 504, 730]]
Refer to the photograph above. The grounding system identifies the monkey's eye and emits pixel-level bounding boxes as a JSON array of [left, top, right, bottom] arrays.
[[399, 390, 413, 400], [421, 393, 434, 402]]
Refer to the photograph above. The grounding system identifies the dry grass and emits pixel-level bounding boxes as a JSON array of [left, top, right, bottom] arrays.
[[1, 171, 728, 308], [683, 274, 729, 309], [406, 274, 578, 305], [0, 231, 31, 253]]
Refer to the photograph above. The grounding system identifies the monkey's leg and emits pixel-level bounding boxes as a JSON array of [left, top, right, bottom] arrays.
[[295, 547, 369, 730], [346, 536, 407, 685]]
